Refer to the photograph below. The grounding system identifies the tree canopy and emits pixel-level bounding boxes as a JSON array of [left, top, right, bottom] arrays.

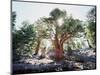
[[12, 21, 36, 62]]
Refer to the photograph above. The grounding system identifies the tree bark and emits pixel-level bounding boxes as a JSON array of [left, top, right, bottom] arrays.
[[87, 39, 92, 48], [34, 39, 41, 55], [54, 45, 64, 61], [54, 34, 64, 61], [53, 32, 72, 61]]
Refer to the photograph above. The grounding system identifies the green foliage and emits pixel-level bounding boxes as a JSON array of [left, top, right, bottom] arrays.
[[12, 22, 36, 62], [85, 7, 96, 48], [12, 11, 16, 32], [76, 42, 82, 49], [45, 8, 84, 38], [62, 17, 83, 36], [35, 18, 50, 39], [65, 40, 82, 50], [87, 7, 96, 22], [50, 8, 66, 20], [33, 18, 51, 55], [85, 26, 95, 48]]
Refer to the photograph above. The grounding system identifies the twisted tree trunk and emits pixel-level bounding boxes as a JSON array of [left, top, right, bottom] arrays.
[[55, 43, 64, 61], [54, 34, 64, 61], [53, 32, 72, 61]]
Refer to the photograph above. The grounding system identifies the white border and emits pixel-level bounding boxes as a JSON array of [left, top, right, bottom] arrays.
[[0, 0, 99, 75]]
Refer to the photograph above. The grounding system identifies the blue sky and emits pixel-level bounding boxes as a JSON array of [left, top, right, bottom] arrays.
[[12, 1, 94, 28]]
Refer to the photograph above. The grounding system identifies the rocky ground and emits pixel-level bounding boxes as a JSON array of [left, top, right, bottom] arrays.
[[13, 48, 96, 74]]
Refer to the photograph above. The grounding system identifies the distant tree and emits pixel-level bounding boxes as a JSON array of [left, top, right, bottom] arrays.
[[85, 7, 96, 48], [68, 40, 82, 50], [12, 11, 16, 32], [87, 7, 96, 22], [44, 8, 83, 61], [33, 18, 50, 56], [12, 21, 36, 62]]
